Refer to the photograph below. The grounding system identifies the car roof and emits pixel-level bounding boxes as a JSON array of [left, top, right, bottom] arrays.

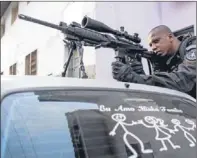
[[1, 75, 196, 102]]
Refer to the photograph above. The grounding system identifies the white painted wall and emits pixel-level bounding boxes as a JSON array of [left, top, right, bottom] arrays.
[[160, 2, 196, 33], [1, 2, 72, 76]]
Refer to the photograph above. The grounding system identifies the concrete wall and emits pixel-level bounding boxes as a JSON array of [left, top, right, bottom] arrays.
[[160, 2, 196, 33]]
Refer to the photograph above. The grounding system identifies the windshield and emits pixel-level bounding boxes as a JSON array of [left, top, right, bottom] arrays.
[[1, 90, 196, 158]]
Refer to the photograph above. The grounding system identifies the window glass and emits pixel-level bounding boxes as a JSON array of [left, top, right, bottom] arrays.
[[1, 90, 196, 158]]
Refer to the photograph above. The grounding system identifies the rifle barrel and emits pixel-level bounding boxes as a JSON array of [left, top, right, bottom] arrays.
[[18, 14, 147, 52], [18, 14, 63, 31]]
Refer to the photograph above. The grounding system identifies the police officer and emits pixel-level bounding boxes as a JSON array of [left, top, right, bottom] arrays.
[[112, 25, 196, 98]]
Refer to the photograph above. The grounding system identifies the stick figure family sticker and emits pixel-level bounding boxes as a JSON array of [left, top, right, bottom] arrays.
[[109, 113, 196, 158]]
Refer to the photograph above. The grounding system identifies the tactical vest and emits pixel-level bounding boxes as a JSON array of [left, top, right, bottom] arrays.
[[152, 35, 196, 73], [150, 35, 196, 98], [167, 35, 196, 98]]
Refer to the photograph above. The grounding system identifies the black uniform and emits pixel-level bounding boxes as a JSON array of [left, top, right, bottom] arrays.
[[112, 36, 196, 98]]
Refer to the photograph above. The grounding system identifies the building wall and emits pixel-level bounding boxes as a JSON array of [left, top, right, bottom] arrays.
[[85, 65, 96, 79], [160, 2, 196, 33], [1, 2, 72, 76], [1, 2, 196, 80]]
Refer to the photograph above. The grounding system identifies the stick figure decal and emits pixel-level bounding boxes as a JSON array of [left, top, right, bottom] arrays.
[[171, 119, 196, 147], [137, 116, 181, 151], [185, 119, 196, 131], [110, 113, 196, 157], [109, 113, 153, 158]]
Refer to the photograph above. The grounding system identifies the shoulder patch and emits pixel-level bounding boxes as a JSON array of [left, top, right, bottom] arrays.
[[186, 44, 196, 51], [186, 49, 196, 61]]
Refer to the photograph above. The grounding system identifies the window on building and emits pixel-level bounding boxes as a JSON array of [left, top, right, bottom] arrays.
[[9, 63, 17, 75], [11, 2, 19, 25], [1, 23, 5, 38], [25, 50, 37, 75]]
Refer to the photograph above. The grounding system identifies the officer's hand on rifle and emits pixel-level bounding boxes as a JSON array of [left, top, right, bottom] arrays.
[[111, 61, 142, 83], [130, 61, 145, 74], [112, 61, 140, 81], [112, 61, 131, 81], [111, 60, 145, 79]]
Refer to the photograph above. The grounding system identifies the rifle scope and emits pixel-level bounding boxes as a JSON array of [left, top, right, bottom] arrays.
[[81, 16, 141, 43]]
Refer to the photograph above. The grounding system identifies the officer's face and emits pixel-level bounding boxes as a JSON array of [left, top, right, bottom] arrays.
[[148, 31, 173, 56]]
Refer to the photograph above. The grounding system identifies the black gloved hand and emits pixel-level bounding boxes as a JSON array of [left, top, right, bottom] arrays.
[[111, 61, 133, 81], [130, 61, 145, 74]]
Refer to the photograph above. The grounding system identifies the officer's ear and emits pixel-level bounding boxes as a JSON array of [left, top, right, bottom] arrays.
[[168, 33, 174, 42]]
